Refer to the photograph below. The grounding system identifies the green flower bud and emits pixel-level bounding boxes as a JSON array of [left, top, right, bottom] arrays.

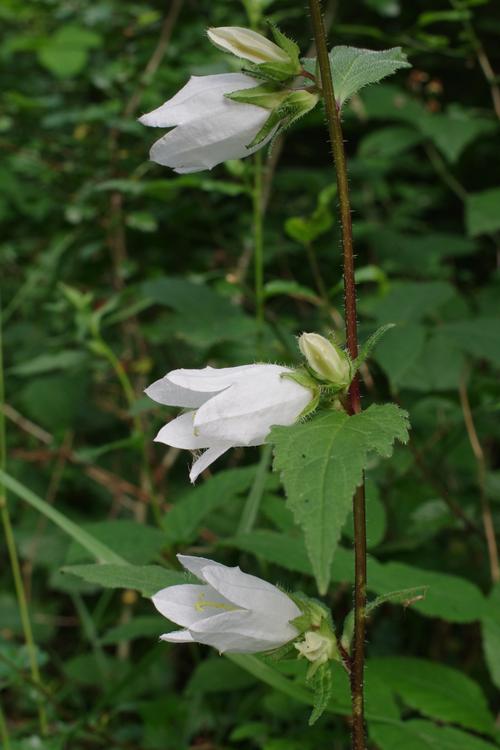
[[207, 27, 291, 66], [298, 332, 351, 388]]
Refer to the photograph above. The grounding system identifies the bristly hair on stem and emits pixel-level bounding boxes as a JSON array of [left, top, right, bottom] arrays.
[[306, 1, 367, 748]]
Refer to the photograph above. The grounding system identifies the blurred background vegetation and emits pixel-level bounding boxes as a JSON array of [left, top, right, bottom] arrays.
[[1, 0, 500, 748]]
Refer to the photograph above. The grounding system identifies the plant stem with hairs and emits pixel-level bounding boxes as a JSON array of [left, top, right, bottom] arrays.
[[307, 2, 367, 747]]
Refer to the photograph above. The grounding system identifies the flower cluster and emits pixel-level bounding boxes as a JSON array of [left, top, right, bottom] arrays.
[[139, 25, 318, 173], [139, 22, 347, 685], [146, 333, 350, 668]]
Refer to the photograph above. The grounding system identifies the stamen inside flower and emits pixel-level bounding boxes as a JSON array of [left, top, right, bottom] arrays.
[[195, 592, 239, 613]]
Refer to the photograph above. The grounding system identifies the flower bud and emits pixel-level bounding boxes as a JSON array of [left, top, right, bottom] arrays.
[[298, 332, 351, 388], [207, 27, 290, 65], [295, 631, 337, 666]]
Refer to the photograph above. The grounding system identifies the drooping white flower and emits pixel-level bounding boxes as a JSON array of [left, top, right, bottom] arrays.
[[207, 26, 291, 65], [146, 364, 314, 482], [153, 554, 301, 653], [139, 73, 273, 173]]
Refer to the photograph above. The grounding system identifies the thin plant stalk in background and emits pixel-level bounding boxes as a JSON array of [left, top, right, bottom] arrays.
[[0, 306, 48, 736], [253, 150, 265, 333]]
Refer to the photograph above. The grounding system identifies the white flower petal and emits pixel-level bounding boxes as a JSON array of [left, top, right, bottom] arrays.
[[177, 554, 226, 581], [154, 411, 213, 450], [149, 105, 270, 173], [145, 375, 212, 408], [201, 564, 301, 625], [194, 365, 312, 444], [190, 610, 293, 653], [138, 73, 258, 127], [189, 444, 230, 483], [152, 584, 236, 627], [167, 365, 259, 393], [160, 629, 195, 643]]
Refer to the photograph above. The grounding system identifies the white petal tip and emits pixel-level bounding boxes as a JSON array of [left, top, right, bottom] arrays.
[[138, 113, 155, 126]]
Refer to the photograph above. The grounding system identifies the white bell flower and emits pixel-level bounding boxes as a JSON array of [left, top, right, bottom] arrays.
[[139, 72, 273, 173], [146, 363, 314, 482], [207, 26, 291, 65], [153, 554, 301, 653]]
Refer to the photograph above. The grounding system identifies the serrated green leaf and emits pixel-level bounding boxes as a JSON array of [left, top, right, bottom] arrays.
[[61, 563, 185, 597], [268, 404, 410, 593], [328, 46, 411, 107], [369, 657, 494, 735]]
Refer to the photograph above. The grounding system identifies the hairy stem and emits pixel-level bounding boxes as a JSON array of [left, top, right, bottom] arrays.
[[0, 307, 48, 735], [307, 2, 366, 747]]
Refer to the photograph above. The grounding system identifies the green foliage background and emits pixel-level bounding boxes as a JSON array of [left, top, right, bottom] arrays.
[[1, 0, 500, 748]]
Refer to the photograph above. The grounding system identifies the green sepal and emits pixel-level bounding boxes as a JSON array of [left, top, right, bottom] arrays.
[[241, 24, 301, 83], [341, 586, 428, 651], [352, 323, 395, 372], [307, 662, 332, 725], [247, 90, 319, 148], [289, 592, 333, 632], [281, 366, 317, 391], [268, 22, 301, 72], [263, 640, 297, 661], [225, 82, 289, 110], [280, 368, 321, 419]]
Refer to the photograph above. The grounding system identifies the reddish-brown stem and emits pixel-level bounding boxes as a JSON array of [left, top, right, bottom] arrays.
[[300, 68, 317, 82], [307, 1, 366, 748]]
